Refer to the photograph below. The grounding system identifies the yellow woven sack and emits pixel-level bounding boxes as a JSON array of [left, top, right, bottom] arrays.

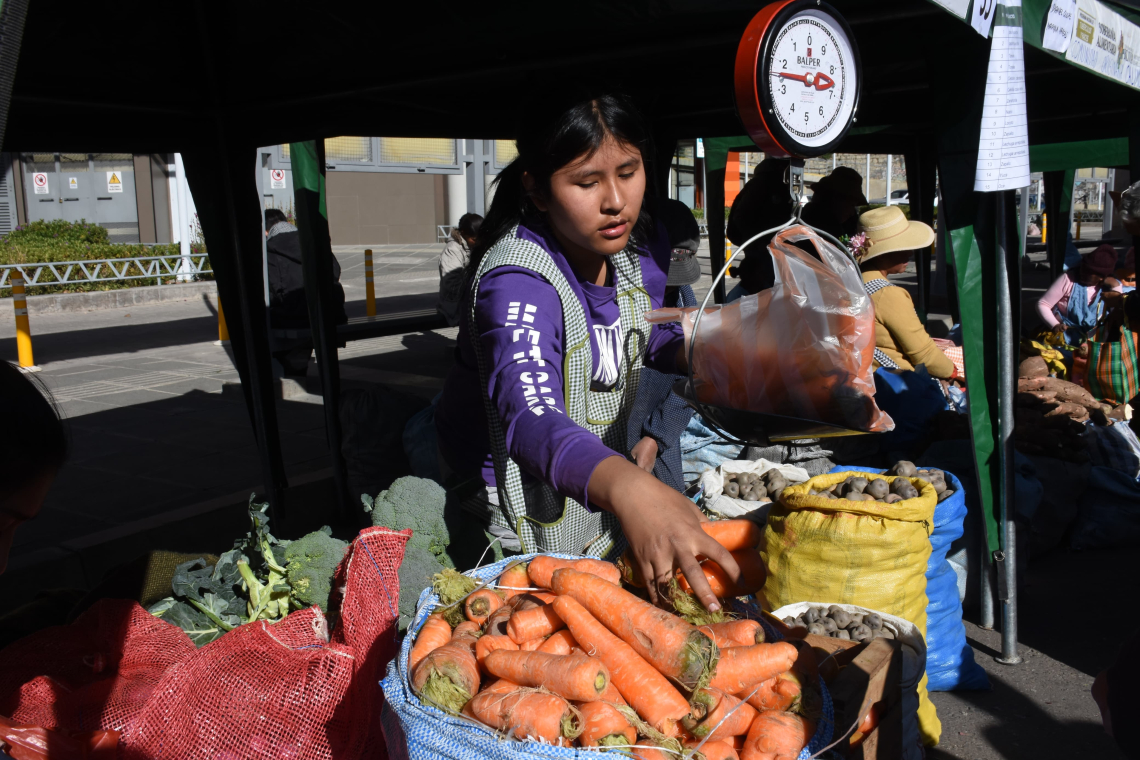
[[762, 471, 942, 746]]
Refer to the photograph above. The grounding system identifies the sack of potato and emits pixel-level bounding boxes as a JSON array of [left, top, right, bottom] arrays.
[[699, 459, 810, 520], [762, 469, 942, 746]]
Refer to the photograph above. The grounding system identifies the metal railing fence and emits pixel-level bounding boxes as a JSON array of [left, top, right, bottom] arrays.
[[0, 253, 212, 290]]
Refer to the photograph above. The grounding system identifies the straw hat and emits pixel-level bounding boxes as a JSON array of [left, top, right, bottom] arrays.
[[854, 206, 935, 265]]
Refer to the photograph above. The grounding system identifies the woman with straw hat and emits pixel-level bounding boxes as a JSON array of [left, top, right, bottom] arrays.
[[853, 206, 957, 379]]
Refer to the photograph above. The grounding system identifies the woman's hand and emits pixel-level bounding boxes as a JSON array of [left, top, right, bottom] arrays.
[[1052, 323, 1067, 335], [588, 457, 739, 611], [631, 436, 658, 472]]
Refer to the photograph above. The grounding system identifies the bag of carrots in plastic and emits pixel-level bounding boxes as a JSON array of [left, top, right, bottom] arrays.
[[648, 225, 893, 433]]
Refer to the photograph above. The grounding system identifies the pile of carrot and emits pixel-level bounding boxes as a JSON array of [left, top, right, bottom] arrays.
[[406, 521, 821, 759]]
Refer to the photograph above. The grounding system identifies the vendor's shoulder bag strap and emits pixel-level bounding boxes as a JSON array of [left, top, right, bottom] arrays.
[[468, 226, 651, 557], [862, 277, 902, 371]]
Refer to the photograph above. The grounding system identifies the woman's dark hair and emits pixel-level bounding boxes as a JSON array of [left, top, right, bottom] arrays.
[[457, 213, 483, 239], [467, 94, 656, 280], [264, 207, 288, 232], [1, 361, 68, 492], [859, 249, 912, 273]]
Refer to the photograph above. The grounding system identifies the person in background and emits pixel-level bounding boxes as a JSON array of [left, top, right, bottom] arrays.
[[627, 198, 701, 491], [856, 206, 957, 379], [264, 208, 347, 375], [438, 213, 483, 326], [0, 362, 67, 575], [1037, 243, 1120, 345], [725, 158, 793, 300], [801, 166, 866, 241]]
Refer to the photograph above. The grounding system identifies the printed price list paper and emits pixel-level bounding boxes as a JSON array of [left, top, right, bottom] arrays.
[[975, 0, 1030, 192]]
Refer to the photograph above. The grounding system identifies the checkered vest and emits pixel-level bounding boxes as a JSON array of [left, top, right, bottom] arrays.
[[468, 226, 653, 558]]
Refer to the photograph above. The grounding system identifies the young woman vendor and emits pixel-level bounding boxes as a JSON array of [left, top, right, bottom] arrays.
[[1037, 243, 1121, 344], [433, 95, 739, 611]]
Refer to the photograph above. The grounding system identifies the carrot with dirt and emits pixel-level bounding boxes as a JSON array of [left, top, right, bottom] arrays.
[[528, 591, 558, 604], [409, 614, 453, 672], [452, 620, 482, 639], [483, 650, 611, 702], [684, 738, 740, 760], [484, 593, 543, 636], [552, 567, 717, 692], [506, 604, 565, 643], [537, 629, 578, 655], [553, 595, 689, 736], [683, 687, 757, 741], [573, 700, 637, 747], [740, 711, 814, 760], [475, 634, 519, 674], [678, 550, 766, 598], [411, 632, 480, 715], [741, 672, 802, 713], [703, 620, 765, 648], [701, 519, 761, 551], [464, 682, 581, 746], [465, 589, 504, 625], [527, 555, 621, 589], [708, 642, 797, 695], [497, 562, 531, 599]]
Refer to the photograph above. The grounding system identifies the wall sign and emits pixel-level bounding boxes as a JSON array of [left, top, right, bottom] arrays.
[[1064, 0, 1140, 91], [32, 172, 48, 194], [734, 0, 861, 158], [270, 169, 286, 189], [107, 171, 123, 193]]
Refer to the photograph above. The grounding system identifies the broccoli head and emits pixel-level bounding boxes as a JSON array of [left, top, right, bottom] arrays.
[[397, 544, 446, 631], [364, 476, 453, 568], [283, 528, 349, 612]]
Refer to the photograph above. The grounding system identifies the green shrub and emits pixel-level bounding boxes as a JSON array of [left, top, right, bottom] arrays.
[[0, 220, 210, 295]]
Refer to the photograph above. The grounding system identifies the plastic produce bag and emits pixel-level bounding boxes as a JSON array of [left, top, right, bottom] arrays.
[[648, 225, 892, 433]]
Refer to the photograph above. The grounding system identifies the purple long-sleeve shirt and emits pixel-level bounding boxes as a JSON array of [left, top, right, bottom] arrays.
[[434, 217, 682, 507]]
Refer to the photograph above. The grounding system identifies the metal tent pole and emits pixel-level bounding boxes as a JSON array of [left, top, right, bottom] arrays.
[[994, 191, 1022, 664]]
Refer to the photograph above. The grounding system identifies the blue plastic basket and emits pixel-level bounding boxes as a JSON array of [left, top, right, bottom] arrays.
[[381, 554, 834, 760]]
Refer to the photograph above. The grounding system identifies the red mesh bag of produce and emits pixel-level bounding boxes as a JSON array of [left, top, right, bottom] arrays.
[[0, 598, 196, 734], [120, 526, 409, 760]]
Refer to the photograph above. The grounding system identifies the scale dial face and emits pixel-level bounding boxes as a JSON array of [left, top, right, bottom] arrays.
[[735, 1, 861, 158]]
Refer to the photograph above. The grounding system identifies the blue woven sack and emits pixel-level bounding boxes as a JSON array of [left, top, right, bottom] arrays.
[[829, 467, 989, 692], [381, 554, 834, 760]]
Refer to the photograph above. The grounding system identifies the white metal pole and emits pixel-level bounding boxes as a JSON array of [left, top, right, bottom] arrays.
[[865, 154, 870, 200], [173, 153, 193, 283], [886, 154, 893, 204]]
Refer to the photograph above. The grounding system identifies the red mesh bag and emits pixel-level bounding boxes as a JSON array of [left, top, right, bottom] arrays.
[[120, 526, 409, 760], [0, 599, 196, 733]]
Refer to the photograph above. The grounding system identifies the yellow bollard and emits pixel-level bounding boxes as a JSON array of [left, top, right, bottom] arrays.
[[1042, 213, 1047, 245], [214, 298, 230, 346], [365, 248, 376, 317], [11, 274, 37, 370]]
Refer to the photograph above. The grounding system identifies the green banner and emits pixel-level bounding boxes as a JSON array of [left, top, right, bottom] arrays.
[[289, 141, 327, 219]]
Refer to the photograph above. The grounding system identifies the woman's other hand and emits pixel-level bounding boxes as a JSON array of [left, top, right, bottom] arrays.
[[631, 436, 658, 472], [1052, 323, 1067, 335], [588, 457, 739, 611]]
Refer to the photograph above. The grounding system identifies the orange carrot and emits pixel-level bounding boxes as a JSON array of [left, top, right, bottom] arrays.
[[485, 594, 539, 636], [553, 595, 689, 736], [506, 604, 565, 644], [529, 591, 558, 604], [527, 556, 621, 589], [409, 614, 452, 672], [617, 550, 646, 587], [464, 683, 580, 746], [633, 741, 673, 760], [684, 687, 757, 741], [684, 738, 740, 760], [520, 637, 546, 651], [552, 568, 716, 691], [537, 629, 578, 655], [497, 562, 531, 599], [702, 519, 761, 551], [574, 700, 636, 747], [678, 550, 766, 598], [411, 634, 480, 715], [475, 634, 519, 674], [742, 672, 802, 713], [740, 711, 813, 760], [597, 680, 627, 705], [452, 620, 482, 639], [484, 650, 610, 702], [850, 702, 882, 748], [731, 734, 746, 751], [465, 589, 504, 625], [702, 620, 765, 648], [708, 642, 798, 695]]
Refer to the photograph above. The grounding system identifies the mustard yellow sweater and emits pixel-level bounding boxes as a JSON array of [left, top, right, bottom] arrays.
[[863, 272, 955, 379]]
